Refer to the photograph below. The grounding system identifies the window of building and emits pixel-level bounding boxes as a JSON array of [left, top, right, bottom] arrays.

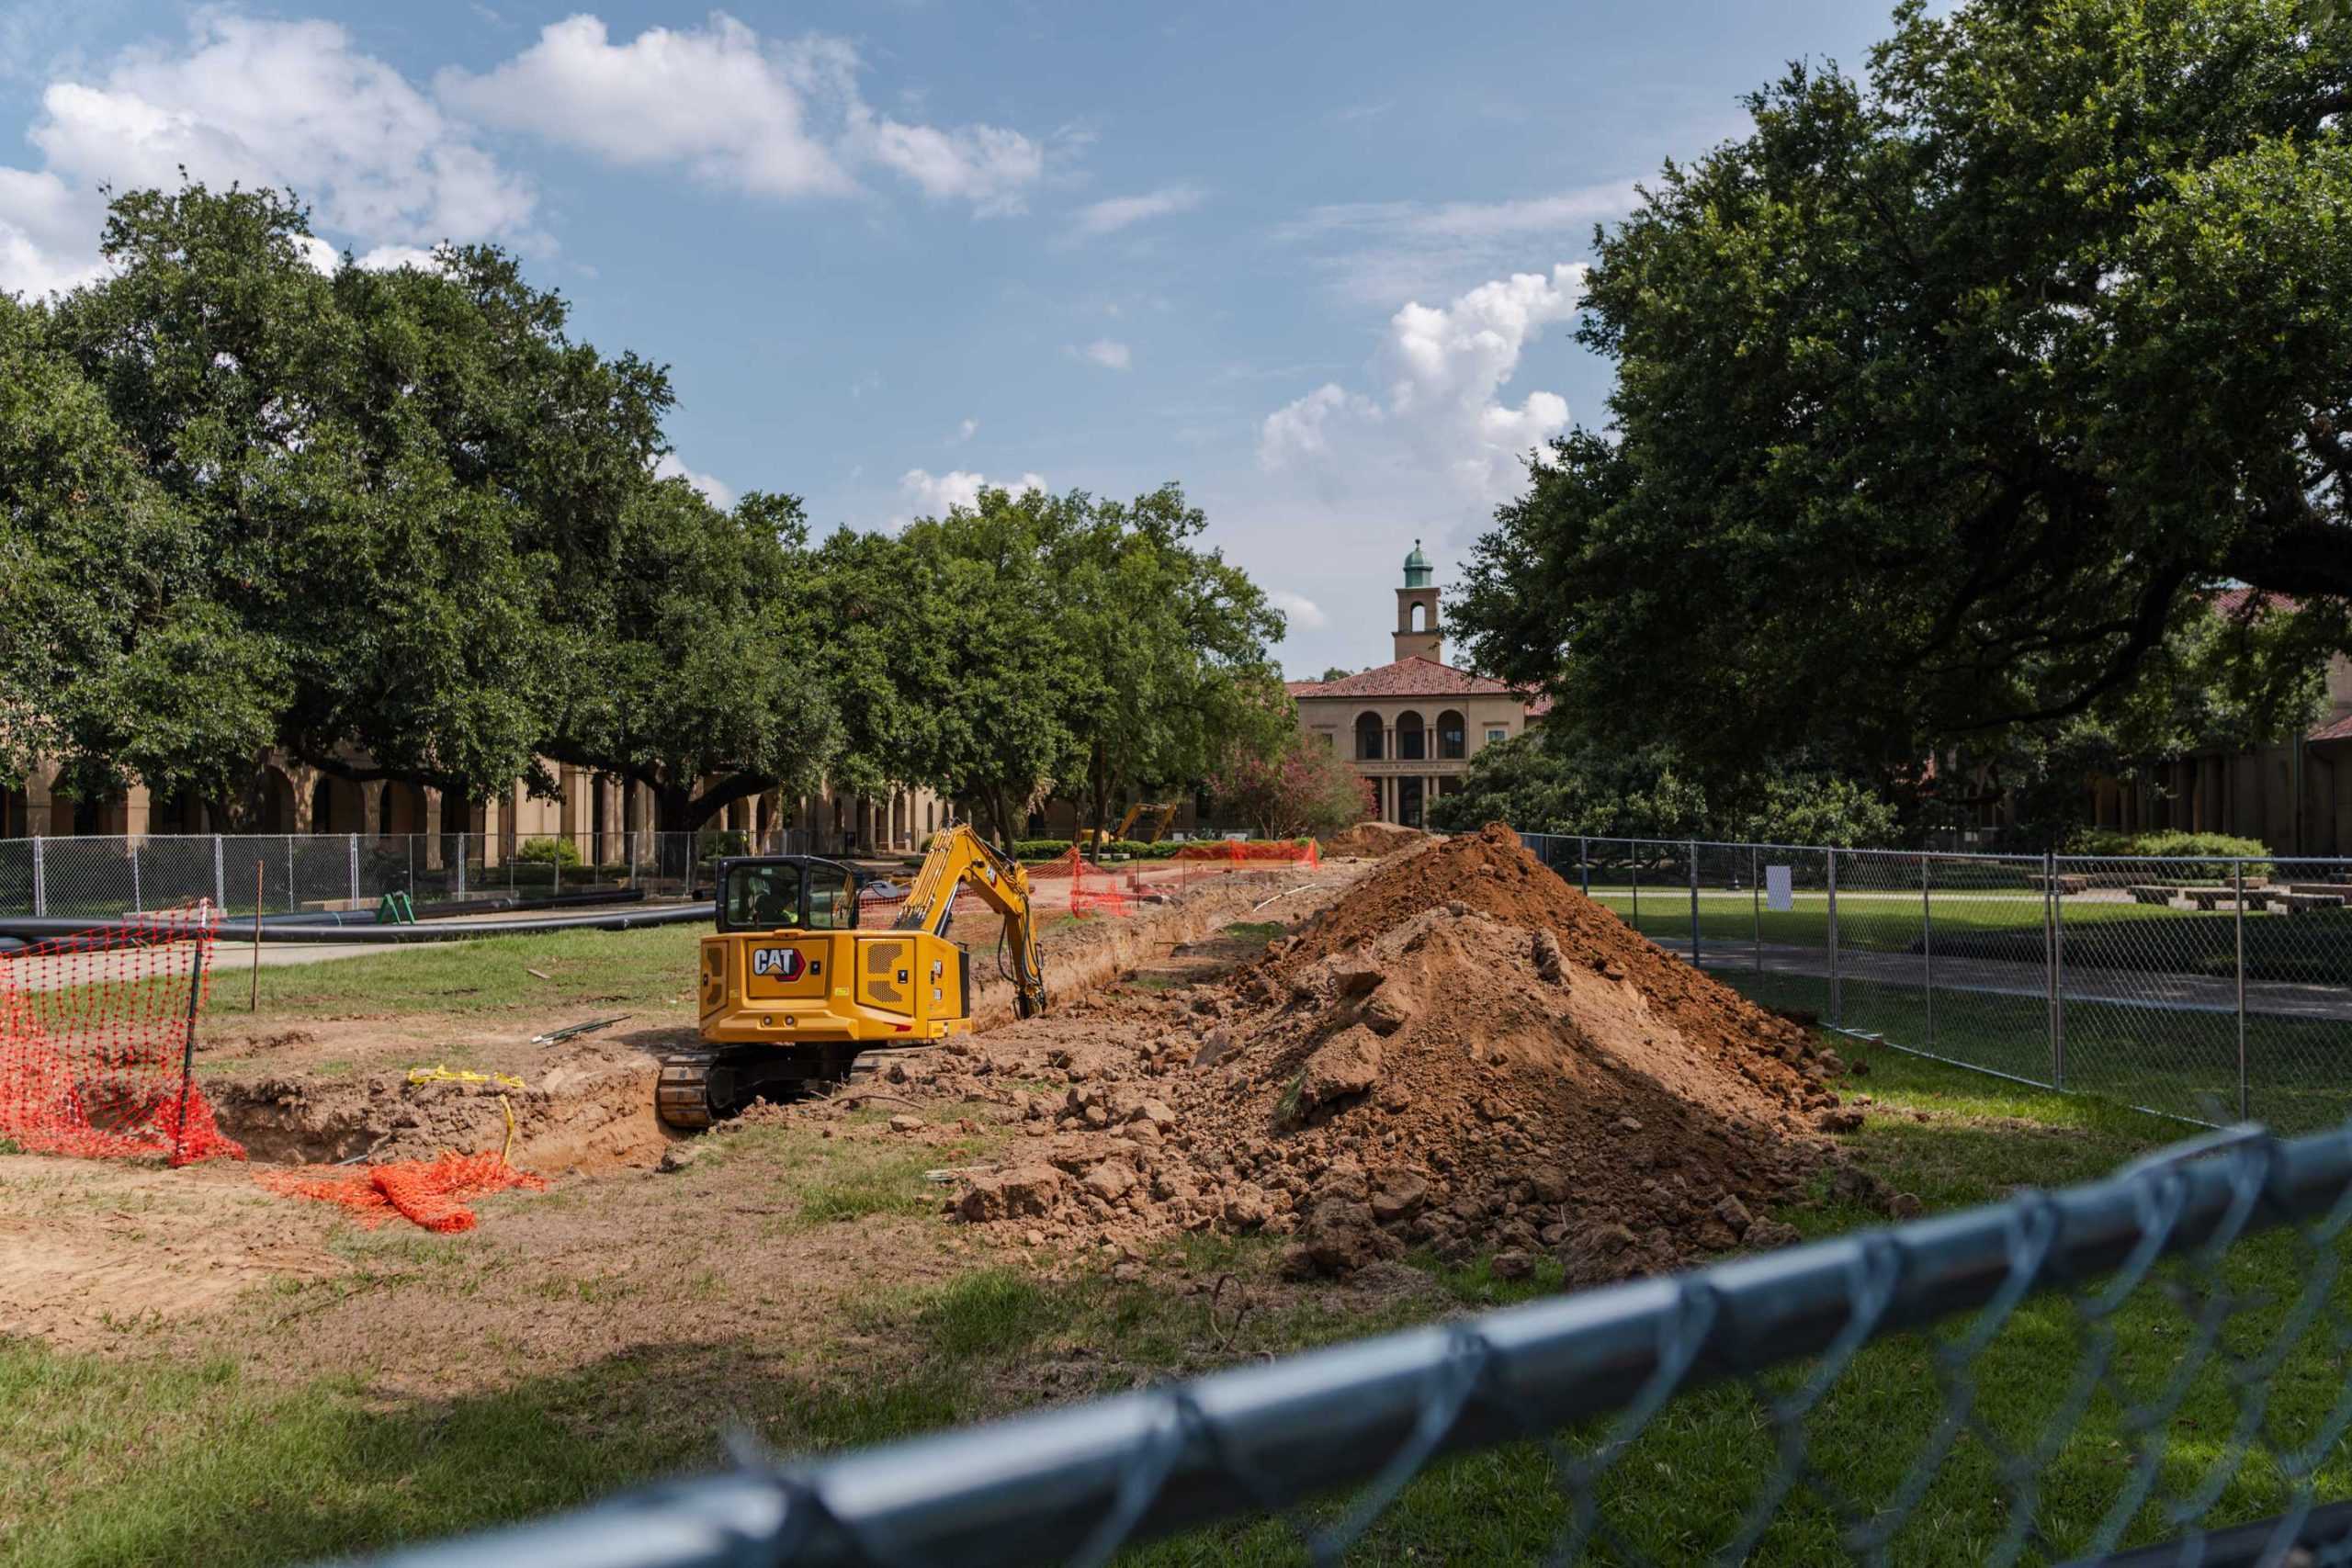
[[1396, 711, 1426, 761], [1487, 728, 1509, 745], [1319, 732, 1335, 749], [1355, 713, 1385, 761]]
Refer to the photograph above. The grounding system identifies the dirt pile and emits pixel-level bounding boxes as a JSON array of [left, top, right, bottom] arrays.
[[1318, 821, 1430, 859], [956, 824, 1859, 1282]]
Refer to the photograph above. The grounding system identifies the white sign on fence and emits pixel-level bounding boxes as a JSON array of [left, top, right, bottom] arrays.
[[1766, 864, 1794, 912]]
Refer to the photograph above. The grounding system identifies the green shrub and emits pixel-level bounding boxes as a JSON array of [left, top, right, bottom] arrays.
[[1013, 839, 1075, 861], [513, 836, 582, 867], [2070, 829, 2271, 881]]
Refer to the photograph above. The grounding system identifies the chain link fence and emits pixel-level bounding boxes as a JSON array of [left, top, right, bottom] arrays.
[[0, 827, 812, 923], [1526, 835, 2352, 1134], [352, 1119, 2352, 1567]]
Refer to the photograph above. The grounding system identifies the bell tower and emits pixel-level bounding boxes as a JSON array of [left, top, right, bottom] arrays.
[[1394, 540, 1442, 662]]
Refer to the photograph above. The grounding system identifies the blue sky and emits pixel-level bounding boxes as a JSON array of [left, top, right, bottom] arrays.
[[0, 0, 1915, 676]]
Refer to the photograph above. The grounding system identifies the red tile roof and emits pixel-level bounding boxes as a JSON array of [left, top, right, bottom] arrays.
[[1293, 656, 1516, 699], [2310, 710, 2352, 744], [2212, 586, 2294, 620]]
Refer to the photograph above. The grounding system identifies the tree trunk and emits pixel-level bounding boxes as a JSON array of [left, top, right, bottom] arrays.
[[1089, 743, 1112, 865]]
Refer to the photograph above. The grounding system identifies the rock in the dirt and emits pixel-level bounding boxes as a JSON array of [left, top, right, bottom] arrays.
[[1888, 1191, 1923, 1220], [1133, 1098, 1176, 1128], [957, 1163, 1066, 1222], [1713, 1194, 1754, 1235], [656, 1142, 700, 1174], [1329, 948, 1385, 997], [1369, 1171, 1429, 1224], [1816, 1105, 1866, 1133], [1298, 1026, 1383, 1111], [1224, 1186, 1274, 1230], [1490, 1248, 1535, 1280], [1526, 1167, 1572, 1204], [888, 1114, 923, 1134], [1360, 984, 1414, 1036], [1532, 929, 1566, 985], [1747, 1219, 1802, 1250], [1082, 1161, 1138, 1202]]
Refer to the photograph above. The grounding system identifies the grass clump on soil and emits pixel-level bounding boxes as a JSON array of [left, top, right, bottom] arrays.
[[232, 925, 704, 1024]]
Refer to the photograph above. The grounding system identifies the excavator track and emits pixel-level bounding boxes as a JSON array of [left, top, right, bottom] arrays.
[[655, 1053, 720, 1130], [656, 1045, 859, 1131]]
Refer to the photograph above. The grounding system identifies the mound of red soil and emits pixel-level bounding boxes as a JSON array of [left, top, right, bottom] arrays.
[[956, 824, 1859, 1283]]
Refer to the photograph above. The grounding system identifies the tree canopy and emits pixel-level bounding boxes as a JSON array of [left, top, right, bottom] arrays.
[[1453, 0, 2352, 795], [0, 184, 1294, 840]]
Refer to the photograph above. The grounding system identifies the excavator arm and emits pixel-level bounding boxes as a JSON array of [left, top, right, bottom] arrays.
[[893, 824, 1048, 1019]]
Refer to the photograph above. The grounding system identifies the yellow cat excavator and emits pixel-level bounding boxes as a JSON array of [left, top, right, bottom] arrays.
[[656, 824, 1047, 1129]]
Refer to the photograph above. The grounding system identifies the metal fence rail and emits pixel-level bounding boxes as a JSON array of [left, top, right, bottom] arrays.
[[0, 827, 812, 922], [1525, 835, 2352, 1134], [353, 1120, 2352, 1567]]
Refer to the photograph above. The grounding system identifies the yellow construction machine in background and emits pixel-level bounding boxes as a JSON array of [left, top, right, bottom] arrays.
[[1084, 800, 1181, 849], [656, 825, 1047, 1129]]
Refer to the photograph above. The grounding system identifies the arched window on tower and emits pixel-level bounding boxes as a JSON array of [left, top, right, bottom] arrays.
[[1409, 602, 1428, 632]]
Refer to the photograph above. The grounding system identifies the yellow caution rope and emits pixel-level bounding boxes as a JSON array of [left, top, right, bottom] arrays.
[[406, 1064, 527, 1090]]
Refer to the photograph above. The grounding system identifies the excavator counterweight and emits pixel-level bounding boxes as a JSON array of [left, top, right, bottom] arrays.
[[657, 826, 1046, 1129]]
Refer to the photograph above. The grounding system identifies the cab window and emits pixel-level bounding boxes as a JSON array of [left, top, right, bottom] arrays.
[[723, 862, 804, 931], [807, 868, 859, 931]]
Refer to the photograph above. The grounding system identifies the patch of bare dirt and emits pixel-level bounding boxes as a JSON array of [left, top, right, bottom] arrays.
[[1318, 820, 1430, 859]]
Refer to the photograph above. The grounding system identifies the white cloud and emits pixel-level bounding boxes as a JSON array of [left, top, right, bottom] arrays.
[[438, 15, 1044, 214], [1278, 179, 1636, 305], [354, 243, 449, 273], [899, 468, 1046, 517], [949, 416, 978, 444], [1077, 337, 1131, 371], [656, 453, 737, 509], [1267, 590, 1327, 631], [0, 13, 537, 299], [1069, 184, 1203, 239], [1260, 263, 1584, 504]]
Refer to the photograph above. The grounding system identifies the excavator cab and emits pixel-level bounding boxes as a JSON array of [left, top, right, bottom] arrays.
[[714, 856, 862, 934], [660, 829, 1047, 1129]]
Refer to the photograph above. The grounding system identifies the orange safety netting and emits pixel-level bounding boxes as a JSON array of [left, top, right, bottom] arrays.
[[1173, 840, 1322, 866], [0, 908, 244, 1167], [257, 1151, 548, 1234]]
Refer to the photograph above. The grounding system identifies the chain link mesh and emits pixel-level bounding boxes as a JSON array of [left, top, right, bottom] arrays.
[[354, 1122, 2352, 1568], [1520, 837, 2352, 1135]]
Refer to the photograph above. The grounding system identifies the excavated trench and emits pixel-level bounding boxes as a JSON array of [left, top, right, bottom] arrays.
[[207, 868, 1344, 1172]]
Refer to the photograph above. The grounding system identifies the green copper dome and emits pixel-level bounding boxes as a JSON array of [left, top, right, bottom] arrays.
[[1402, 539, 1433, 588]]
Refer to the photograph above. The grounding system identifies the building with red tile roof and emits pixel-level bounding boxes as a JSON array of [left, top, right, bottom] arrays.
[[1289, 544, 1548, 827]]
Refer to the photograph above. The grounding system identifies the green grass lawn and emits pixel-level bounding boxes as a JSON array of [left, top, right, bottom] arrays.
[[5, 1052, 2345, 1565]]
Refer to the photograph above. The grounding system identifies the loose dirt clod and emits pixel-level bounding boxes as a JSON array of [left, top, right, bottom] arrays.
[[956, 824, 1851, 1284]]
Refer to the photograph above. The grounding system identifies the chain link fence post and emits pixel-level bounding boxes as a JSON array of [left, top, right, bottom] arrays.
[[30, 835, 44, 917], [1921, 851, 1934, 1050], [1751, 844, 1762, 974], [212, 833, 225, 908], [1688, 837, 1701, 964], [2044, 849, 2061, 1090], [456, 831, 468, 901], [129, 836, 141, 914], [348, 832, 360, 908], [1578, 835, 1589, 897], [1630, 845, 1641, 934], [1826, 844, 1841, 1027], [2235, 857, 2249, 1122], [283, 834, 295, 915]]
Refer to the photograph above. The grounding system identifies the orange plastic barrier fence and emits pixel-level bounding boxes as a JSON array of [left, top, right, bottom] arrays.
[[1171, 840, 1322, 867], [0, 908, 243, 1167], [258, 1151, 548, 1234]]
